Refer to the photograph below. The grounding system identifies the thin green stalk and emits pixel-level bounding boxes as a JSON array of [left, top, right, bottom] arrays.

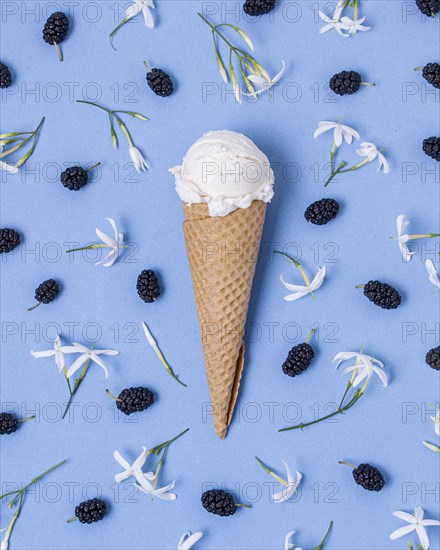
[[198, 13, 236, 50], [61, 355, 93, 419], [313, 521, 333, 550], [5, 460, 66, 508], [324, 161, 347, 187], [149, 428, 190, 456], [278, 389, 363, 432]]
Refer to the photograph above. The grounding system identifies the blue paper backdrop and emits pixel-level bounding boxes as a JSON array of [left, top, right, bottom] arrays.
[[1, 1, 439, 549]]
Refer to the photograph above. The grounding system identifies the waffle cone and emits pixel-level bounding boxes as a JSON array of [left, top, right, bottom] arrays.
[[182, 200, 266, 439]]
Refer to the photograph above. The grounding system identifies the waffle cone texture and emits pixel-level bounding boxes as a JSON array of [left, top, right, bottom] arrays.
[[182, 200, 266, 439]]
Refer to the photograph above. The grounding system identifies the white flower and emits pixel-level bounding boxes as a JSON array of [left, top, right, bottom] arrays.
[[393, 215, 440, 263], [126, 0, 155, 28], [314, 120, 360, 147], [431, 410, 440, 436], [1, 525, 11, 550], [95, 218, 125, 267], [423, 410, 440, 453], [177, 532, 203, 550], [333, 351, 388, 388], [31, 335, 71, 373], [136, 478, 177, 501], [129, 145, 149, 173], [395, 215, 415, 262], [0, 144, 18, 174], [243, 61, 285, 97], [284, 532, 302, 550], [356, 142, 390, 173], [280, 265, 326, 302], [272, 462, 302, 503], [425, 260, 440, 290], [64, 343, 119, 379], [340, 16, 371, 34], [318, 10, 349, 36], [114, 448, 155, 486], [390, 506, 440, 550]]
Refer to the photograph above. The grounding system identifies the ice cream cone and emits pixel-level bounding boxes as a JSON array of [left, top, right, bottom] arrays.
[[182, 200, 266, 438]]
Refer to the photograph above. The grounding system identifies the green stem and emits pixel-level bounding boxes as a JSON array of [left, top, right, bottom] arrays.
[[198, 13, 236, 50], [86, 162, 101, 172], [76, 100, 112, 114], [235, 503, 252, 508], [278, 391, 363, 432], [313, 521, 333, 550], [143, 60, 152, 72], [305, 329, 315, 344], [338, 460, 357, 469], [324, 161, 347, 187], [66, 244, 112, 253], [7, 460, 67, 507], [338, 380, 353, 409], [18, 415, 35, 424], [105, 389, 121, 402], [113, 114, 133, 147], [149, 428, 190, 456], [0, 116, 45, 160], [255, 457, 287, 485], [54, 42, 63, 62], [27, 302, 41, 312], [61, 355, 93, 419]]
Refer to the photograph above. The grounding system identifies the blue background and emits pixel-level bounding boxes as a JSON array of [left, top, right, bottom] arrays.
[[1, 1, 439, 549]]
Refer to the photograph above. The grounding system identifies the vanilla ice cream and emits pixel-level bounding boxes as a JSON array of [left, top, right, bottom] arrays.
[[170, 130, 274, 217]]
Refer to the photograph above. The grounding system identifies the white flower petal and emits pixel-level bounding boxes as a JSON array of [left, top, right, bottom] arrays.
[[132, 448, 148, 470], [273, 486, 295, 503], [113, 450, 131, 471], [178, 532, 203, 550], [390, 524, 416, 540], [280, 275, 309, 293], [415, 524, 429, 550], [309, 265, 326, 291], [393, 511, 418, 523], [66, 353, 89, 378], [142, 5, 155, 28], [30, 349, 55, 358], [89, 354, 110, 379], [283, 290, 311, 302], [373, 365, 388, 388], [421, 520, 440, 527]]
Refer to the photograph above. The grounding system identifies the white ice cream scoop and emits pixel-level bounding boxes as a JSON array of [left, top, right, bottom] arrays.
[[170, 130, 274, 217]]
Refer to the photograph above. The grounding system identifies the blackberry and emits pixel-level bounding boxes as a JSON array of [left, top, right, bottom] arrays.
[[144, 62, 174, 97], [74, 499, 107, 524], [243, 0, 276, 16], [305, 198, 340, 225], [360, 280, 401, 310], [107, 387, 154, 415], [201, 490, 237, 517], [282, 342, 315, 377], [423, 137, 440, 161], [352, 463, 385, 492], [29, 279, 60, 311], [137, 270, 160, 303], [43, 12, 69, 61], [0, 62, 12, 89], [0, 228, 21, 253], [0, 413, 18, 435], [0, 412, 34, 435], [416, 0, 440, 16], [425, 346, 440, 370], [418, 63, 440, 89], [329, 71, 362, 95], [60, 163, 100, 191]]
